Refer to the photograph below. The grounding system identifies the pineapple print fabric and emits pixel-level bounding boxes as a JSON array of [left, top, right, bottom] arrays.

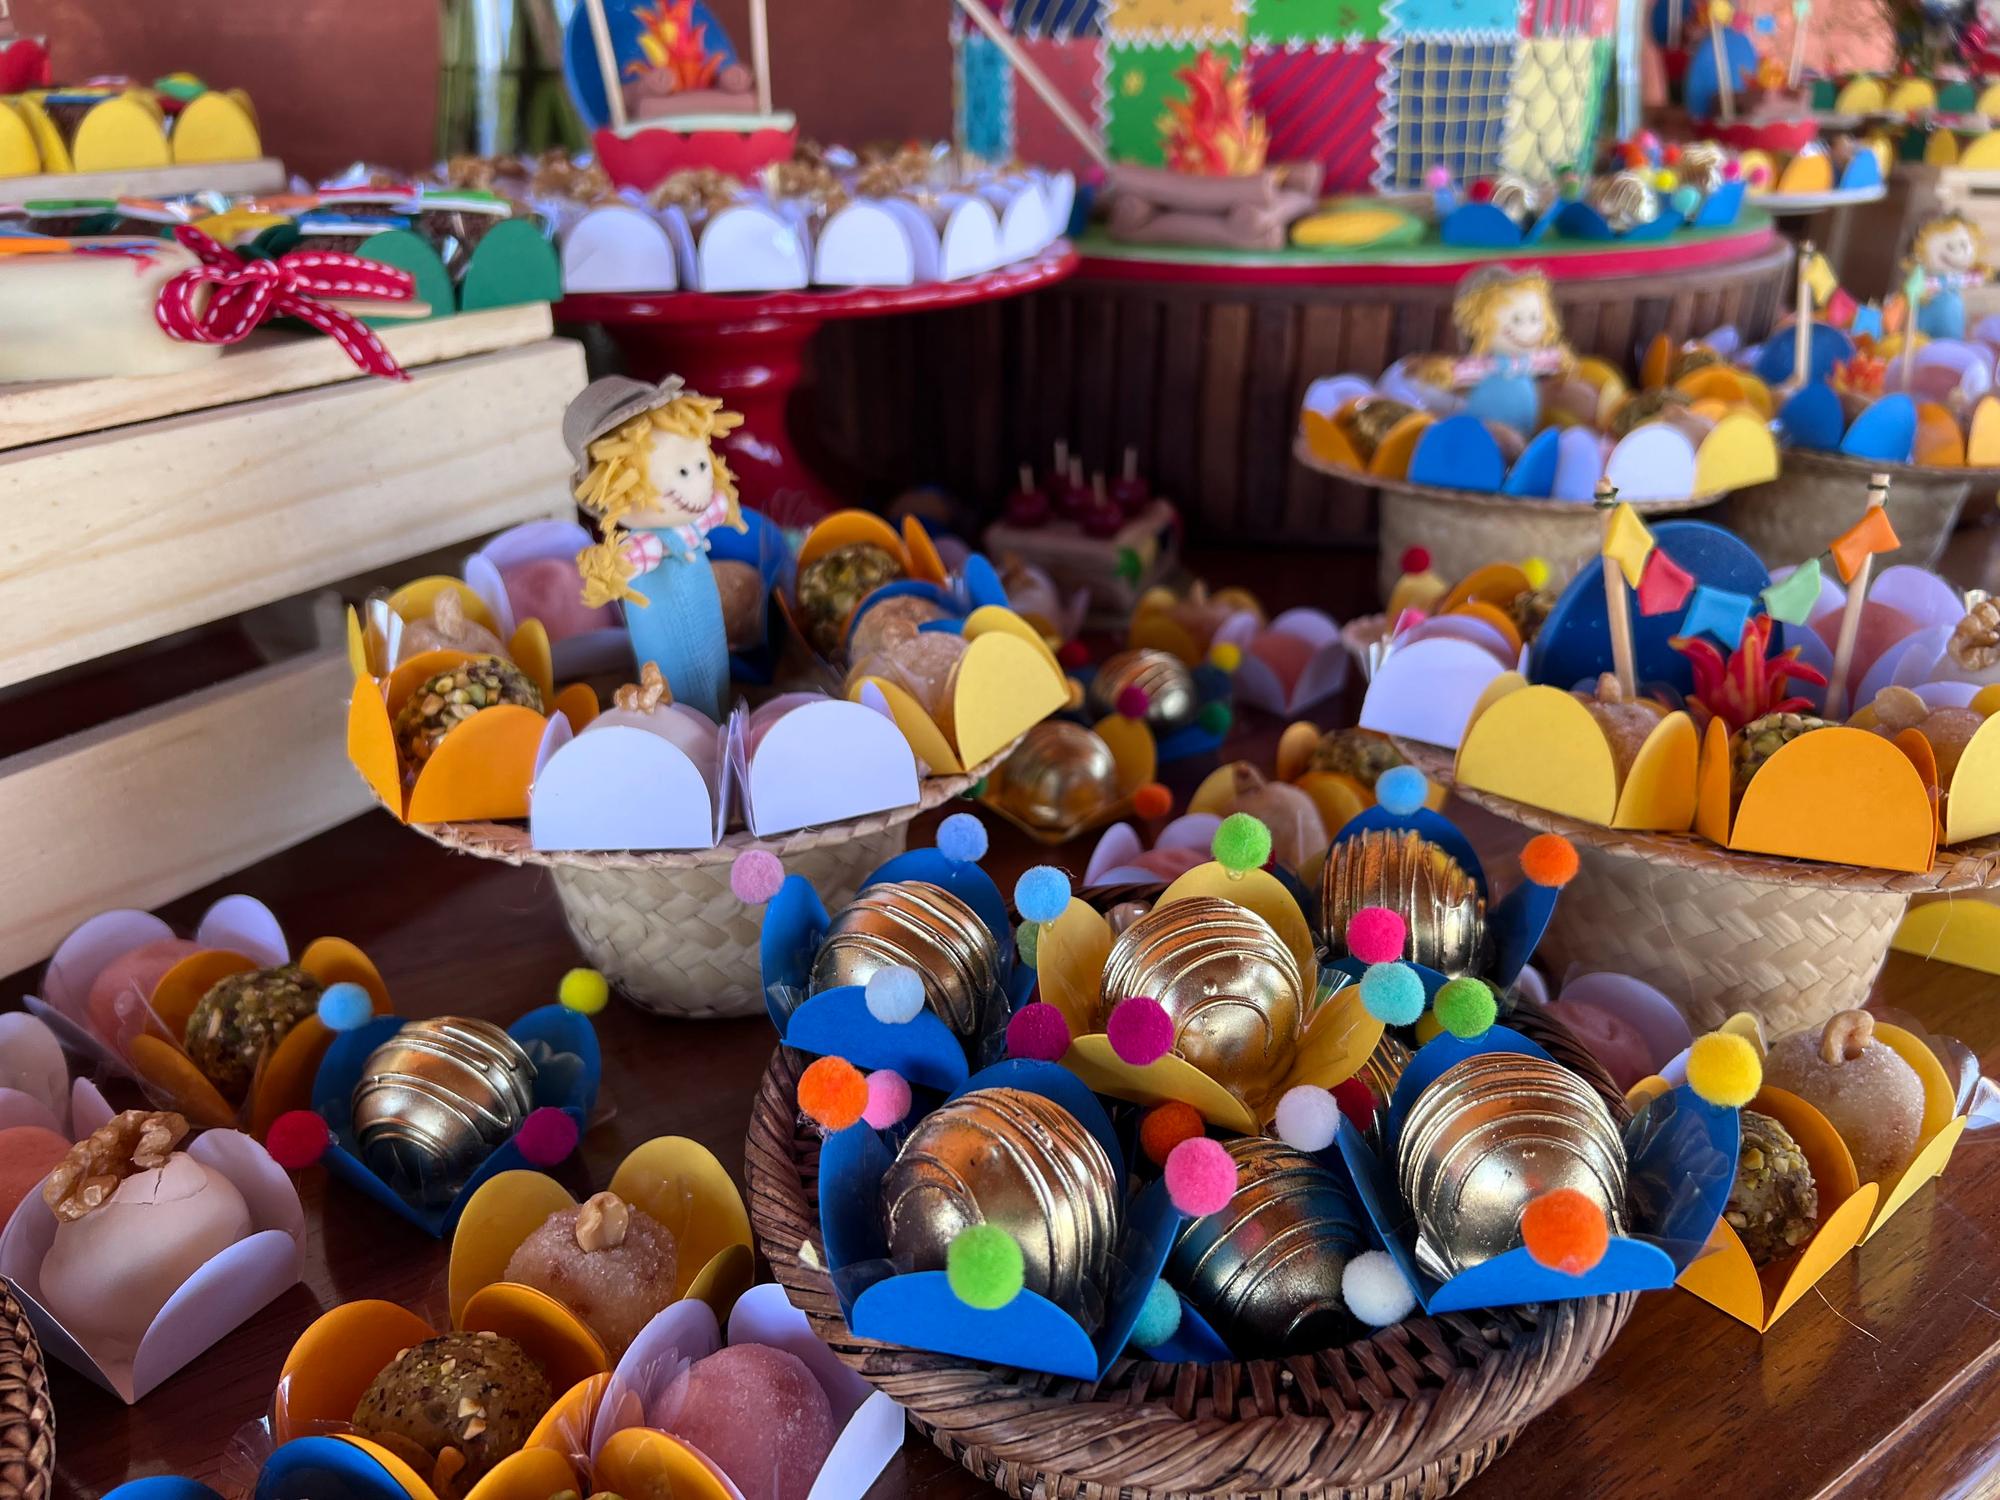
[[1501, 35, 1604, 176]]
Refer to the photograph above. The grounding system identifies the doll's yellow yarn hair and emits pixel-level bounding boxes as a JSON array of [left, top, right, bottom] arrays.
[[1452, 267, 1562, 355], [1910, 212, 1984, 272], [576, 392, 746, 608]]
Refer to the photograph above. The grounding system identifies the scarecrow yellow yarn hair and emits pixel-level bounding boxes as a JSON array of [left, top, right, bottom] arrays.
[[1910, 212, 1984, 271], [575, 391, 746, 608], [1452, 266, 1562, 356]]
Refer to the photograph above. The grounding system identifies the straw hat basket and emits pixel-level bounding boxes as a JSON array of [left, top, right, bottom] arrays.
[[1292, 438, 1713, 599], [412, 748, 1013, 1019], [1398, 743, 2000, 1037], [1714, 448, 1996, 571], [746, 1007, 1638, 1500], [0, 1282, 53, 1500]]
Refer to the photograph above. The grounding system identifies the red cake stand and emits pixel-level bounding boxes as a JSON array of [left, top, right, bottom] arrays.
[[558, 244, 1079, 528]]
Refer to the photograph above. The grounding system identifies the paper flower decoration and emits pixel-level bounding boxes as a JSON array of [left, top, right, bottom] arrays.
[[0, 1124, 303, 1403], [282, 1002, 600, 1237], [463, 518, 631, 681], [1082, 813, 1221, 888], [447, 1136, 755, 1371], [25, 894, 390, 1136]]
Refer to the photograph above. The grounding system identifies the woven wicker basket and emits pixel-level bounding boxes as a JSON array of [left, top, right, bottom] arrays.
[[1293, 439, 1715, 600], [412, 752, 1011, 1019], [0, 1282, 53, 1500], [1715, 448, 1995, 571], [746, 1010, 1638, 1500], [1399, 743, 2000, 1035]]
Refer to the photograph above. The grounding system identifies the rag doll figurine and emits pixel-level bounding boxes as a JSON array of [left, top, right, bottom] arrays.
[[567, 375, 747, 723], [1449, 266, 1571, 435], [1907, 212, 1990, 341]]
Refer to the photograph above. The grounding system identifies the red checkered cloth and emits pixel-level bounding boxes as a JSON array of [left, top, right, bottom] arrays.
[[1017, 35, 1106, 174], [1248, 45, 1388, 193]]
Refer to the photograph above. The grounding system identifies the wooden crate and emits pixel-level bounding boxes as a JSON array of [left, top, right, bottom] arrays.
[[0, 307, 587, 973], [0, 157, 287, 207]]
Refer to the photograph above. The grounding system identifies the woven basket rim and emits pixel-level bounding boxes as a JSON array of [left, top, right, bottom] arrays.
[[1399, 740, 2000, 893], [404, 739, 1021, 870], [1293, 436, 1721, 513], [1776, 444, 2000, 485], [0, 1280, 53, 1500], [745, 1007, 1639, 1496]]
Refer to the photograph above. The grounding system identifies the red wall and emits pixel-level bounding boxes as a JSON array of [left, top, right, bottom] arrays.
[[29, 0, 952, 180]]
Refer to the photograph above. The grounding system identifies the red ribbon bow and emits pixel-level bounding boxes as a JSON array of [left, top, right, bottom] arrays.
[[153, 225, 414, 381]]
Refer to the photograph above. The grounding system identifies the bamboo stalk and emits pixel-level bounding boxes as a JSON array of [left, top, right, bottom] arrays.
[[581, 0, 628, 130]]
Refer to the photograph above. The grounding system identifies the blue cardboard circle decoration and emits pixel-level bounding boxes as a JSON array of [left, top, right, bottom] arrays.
[[1778, 381, 1846, 451], [254, 1436, 413, 1500], [1503, 427, 1562, 497], [1684, 28, 1758, 119], [563, 0, 739, 132], [1754, 321, 1855, 386], [1409, 415, 1506, 492], [1841, 392, 1919, 462], [1530, 519, 1776, 696], [1441, 202, 1523, 249]]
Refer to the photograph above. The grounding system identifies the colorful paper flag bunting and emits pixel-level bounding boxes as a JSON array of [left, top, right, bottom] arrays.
[[1829, 507, 1900, 582], [1804, 253, 1837, 307], [1850, 303, 1885, 339], [1760, 558, 1824, 624], [1636, 547, 1696, 615], [1904, 263, 1927, 309], [1680, 584, 1755, 646], [1602, 502, 1656, 588]]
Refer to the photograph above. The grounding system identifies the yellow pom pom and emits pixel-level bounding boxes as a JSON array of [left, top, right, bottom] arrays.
[[1522, 556, 1551, 590], [1708, 0, 1732, 22], [1653, 169, 1676, 191], [1209, 641, 1243, 672], [1687, 1031, 1761, 1108], [558, 967, 610, 1015]]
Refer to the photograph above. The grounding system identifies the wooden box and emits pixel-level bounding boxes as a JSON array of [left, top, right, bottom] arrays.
[[0, 305, 587, 975]]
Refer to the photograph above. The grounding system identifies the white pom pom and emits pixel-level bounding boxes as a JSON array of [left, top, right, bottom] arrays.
[[1274, 1085, 1340, 1153], [1343, 1250, 1418, 1327], [864, 966, 926, 1024]]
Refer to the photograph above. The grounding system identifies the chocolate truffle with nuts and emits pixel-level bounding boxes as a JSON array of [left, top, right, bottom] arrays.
[[351, 1330, 551, 1500]]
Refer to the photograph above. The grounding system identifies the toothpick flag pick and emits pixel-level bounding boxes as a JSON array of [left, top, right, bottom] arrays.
[[1787, 0, 1811, 88], [1710, 0, 1737, 121], [1792, 240, 1814, 391], [1902, 263, 1926, 388], [1680, 584, 1755, 646], [1597, 482, 1642, 699], [1804, 252, 1836, 309], [1826, 472, 1893, 718]]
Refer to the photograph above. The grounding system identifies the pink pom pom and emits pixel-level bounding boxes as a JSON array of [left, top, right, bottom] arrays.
[[1164, 1136, 1237, 1217], [1425, 164, 1452, 189], [730, 849, 785, 905], [1115, 685, 1151, 720], [1107, 997, 1173, 1066], [1006, 1001, 1071, 1061], [862, 1070, 912, 1128], [516, 1107, 579, 1167], [265, 1110, 329, 1171], [1345, 907, 1408, 966], [1332, 1078, 1378, 1132]]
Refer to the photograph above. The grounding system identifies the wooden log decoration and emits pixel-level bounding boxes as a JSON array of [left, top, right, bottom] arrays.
[[1105, 162, 1324, 251]]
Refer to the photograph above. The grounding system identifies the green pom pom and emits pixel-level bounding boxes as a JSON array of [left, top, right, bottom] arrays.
[[946, 1225, 1025, 1310], [966, 778, 988, 799], [1016, 919, 1041, 968], [1213, 812, 1273, 873], [1197, 701, 1233, 736], [1434, 976, 1497, 1039]]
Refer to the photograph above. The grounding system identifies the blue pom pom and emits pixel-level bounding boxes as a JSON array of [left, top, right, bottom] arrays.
[[1130, 1279, 1183, 1350], [1014, 865, 1072, 925], [936, 811, 989, 864], [864, 966, 927, 1024], [1375, 765, 1429, 817], [316, 981, 373, 1033], [1359, 962, 1426, 1026]]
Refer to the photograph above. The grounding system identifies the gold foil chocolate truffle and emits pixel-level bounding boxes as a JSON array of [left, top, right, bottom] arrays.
[[183, 964, 323, 1099], [502, 1190, 679, 1358], [986, 720, 1122, 834], [1763, 1010, 1926, 1183], [38, 1111, 252, 1356], [1088, 648, 1198, 732], [1166, 1136, 1363, 1356], [1398, 1051, 1627, 1277], [350, 1018, 537, 1203], [1347, 397, 1419, 460], [796, 543, 905, 657], [392, 657, 544, 768], [811, 880, 1002, 1045], [1097, 896, 1306, 1114], [881, 1086, 1119, 1318], [1725, 1110, 1819, 1265], [352, 1330, 552, 1499], [1320, 828, 1486, 975]]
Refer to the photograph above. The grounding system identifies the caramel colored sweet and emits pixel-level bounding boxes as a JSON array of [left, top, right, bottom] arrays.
[[183, 964, 322, 1099], [1725, 1109, 1819, 1266], [1575, 673, 1668, 782], [1866, 686, 1983, 783], [502, 1191, 679, 1357], [352, 1331, 551, 1500], [1763, 1011, 1925, 1183], [713, 559, 769, 652], [1306, 727, 1406, 788]]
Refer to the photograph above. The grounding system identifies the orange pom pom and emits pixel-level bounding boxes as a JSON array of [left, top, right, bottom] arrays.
[[1520, 1187, 1610, 1275], [1133, 782, 1173, 820], [1521, 833, 1580, 888], [1139, 1100, 1205, 1165], [799, 1056, 869, 1130]]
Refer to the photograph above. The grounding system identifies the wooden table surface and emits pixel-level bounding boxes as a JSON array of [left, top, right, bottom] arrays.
[[18, 544, 2000, 1500]]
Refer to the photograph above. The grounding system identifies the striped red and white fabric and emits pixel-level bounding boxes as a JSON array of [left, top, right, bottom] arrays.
[[1248, 44, 1389, 193]]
